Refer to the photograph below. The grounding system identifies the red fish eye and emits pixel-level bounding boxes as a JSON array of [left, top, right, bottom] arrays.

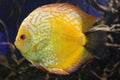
[[20, 34, 26, 40]]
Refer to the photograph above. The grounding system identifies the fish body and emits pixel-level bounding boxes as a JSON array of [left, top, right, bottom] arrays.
[[15, 3, 97, 75]]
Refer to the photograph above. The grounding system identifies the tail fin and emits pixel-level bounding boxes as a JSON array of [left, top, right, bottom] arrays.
[[84, 31, 107, 58]]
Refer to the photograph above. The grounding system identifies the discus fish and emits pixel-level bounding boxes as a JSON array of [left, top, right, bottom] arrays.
[[14, 3, 105, 75]]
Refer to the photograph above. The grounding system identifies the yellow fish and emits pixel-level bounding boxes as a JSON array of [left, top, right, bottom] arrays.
[[14, 3, 99, 75]]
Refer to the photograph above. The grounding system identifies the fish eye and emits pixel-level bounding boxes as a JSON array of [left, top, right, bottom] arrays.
[[20, 34, 26, 40]]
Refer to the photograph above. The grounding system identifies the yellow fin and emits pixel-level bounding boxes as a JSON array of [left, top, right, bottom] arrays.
[[47, 47, 93, 75], [81, 12, 97, 32], [64, 47, 93, 74], [47, 68, 69, 75]]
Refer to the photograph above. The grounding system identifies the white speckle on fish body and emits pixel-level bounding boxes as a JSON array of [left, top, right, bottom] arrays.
[[39, 24, 50, 33], [31, 13, 40, 25], [66, 13, 75, 19], [22, 15, 36, 33], [73, 19, 80, 24], [48, 60, 54, 64], [35, 11, 52, 25], [74, 26, 80, 31]]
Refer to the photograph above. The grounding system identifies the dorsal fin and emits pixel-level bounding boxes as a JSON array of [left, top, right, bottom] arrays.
[[81, 12, 97, 32]]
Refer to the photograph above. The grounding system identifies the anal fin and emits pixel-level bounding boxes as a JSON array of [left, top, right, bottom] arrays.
[[47, 68, 69, 75]]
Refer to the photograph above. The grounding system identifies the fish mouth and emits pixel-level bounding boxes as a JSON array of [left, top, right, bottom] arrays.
[[14, 40, 24, 53], [14, 40, 20, 49], [14, 41, 18, 49], [14, 40, 32, 55]]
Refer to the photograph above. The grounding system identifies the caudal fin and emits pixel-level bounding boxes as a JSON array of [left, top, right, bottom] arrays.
[[84, 31, 107, 58]]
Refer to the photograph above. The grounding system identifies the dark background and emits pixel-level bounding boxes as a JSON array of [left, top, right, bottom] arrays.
[[0, 0, 119, 80]]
